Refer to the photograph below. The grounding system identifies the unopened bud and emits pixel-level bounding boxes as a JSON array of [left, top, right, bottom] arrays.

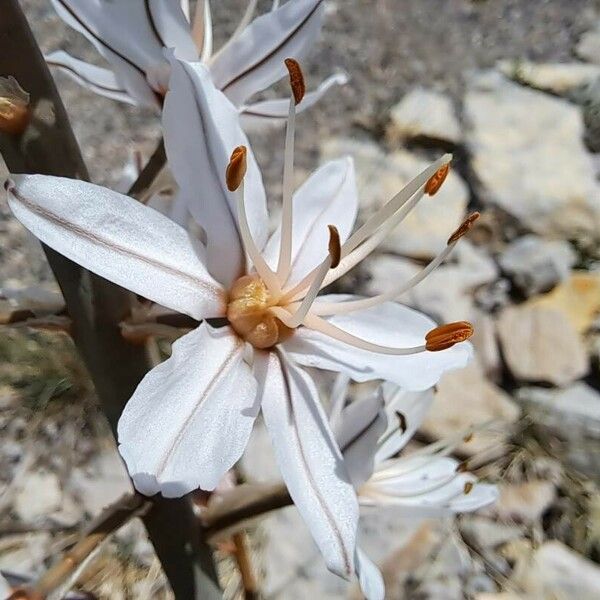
[[447, 212, 480, 245], [226, 145, 247, 191], [0, 76, 30, 136], [425, 163, 450, 196], [285, 58, 305, 105], [425, 321, 474, 352]]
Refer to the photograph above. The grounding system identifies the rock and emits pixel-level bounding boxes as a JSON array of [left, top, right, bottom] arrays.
[[526, 271, 600, 334], [497, 305, 589, 386], [489, 481, 556, 524], [470, 314, 501, 380], [69, 448, 133, 516], [576, 24, 600, 65], [518, 384, 600, 477], [511, 541, 600, 599], [387, 87, 462, 146], [0, 385, 20, 410], [460, 516, 523, 550], [14, 470, 62, 522], [498, 235, 576, 296], [321, 138, 469, 260], [0, 533, 51, 576], [464, 71, 600, 239], [420, 362, 520, 458], [497, 59, 600, 96], [365, 241, 498, 323]]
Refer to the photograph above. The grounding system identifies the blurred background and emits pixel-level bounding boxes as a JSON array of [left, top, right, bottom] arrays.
[[1, 0, 600, 598]]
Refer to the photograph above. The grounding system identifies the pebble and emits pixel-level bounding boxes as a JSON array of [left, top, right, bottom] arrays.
[[498, 235, 576, 296], [387, 87, 462, 146], [497, 305, 589, 386], [576, 23, 600, 65]]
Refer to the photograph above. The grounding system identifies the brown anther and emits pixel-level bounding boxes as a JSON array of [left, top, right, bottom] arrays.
[[327, 225, 341, 268], [463, 481, 474, 495], [425, 163, 450, 196], [425, 321, 474, 352], [463, 432, 474, 443], [226, 145, 247, 191], [456, 461, 469, 473], [285, 58, 305, 105], [396, 411, 407, 434], [0, 76, 31, 136], [447, 212, 480, 245]]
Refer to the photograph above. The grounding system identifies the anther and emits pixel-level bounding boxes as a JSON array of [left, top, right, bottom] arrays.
[[425, 164, 450, 196], [463, 432, 474, 443], [226, 145, 247, 191], [425, 321, 474, 352], [396, 411, 407, 434], [285, 58, 305, 105], [447, 212, 480, 245], [456, 461, 469, 473], [0, 76, 30, 136], [463, 481, 474, 495], [328, 225, 341, 268]]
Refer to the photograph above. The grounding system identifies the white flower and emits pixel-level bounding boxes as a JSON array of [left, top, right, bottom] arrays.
[[330, 377, 499, 599], [5, 61, 474, 579], [46, 0, 346, 125]]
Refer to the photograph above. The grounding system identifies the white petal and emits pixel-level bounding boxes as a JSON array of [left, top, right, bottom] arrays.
[[45, 50, 136, 105], [239, 72, 349, 130], [336, 389, 387, 488], [163, 57, 268, 286], [118, 323, 258, 497], [0, 573, 11, 599], [355, 547, 385, 600], [375, 384, 435, 462], [147, 0, 198, 60], [6, 175, 225, 320], [50, 0, 167, 107], [262, 158, 358, 286], [256, 350, 358, 578], [210, 0, 326, 106], [285, 296, 473, 390]]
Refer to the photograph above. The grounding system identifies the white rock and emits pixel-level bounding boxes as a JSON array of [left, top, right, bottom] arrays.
[[498, 60, 600, 95], [512, 541, 600, 599], [465, 71, 600, 239], [497, 305, 589, 386], [470, 314, 501, 380], [577, 24, 600, 65], [388, 87, 462, 145], [498, 235, 576, 296], [14, 470, 62, 522], [321, 138, 469, 259], [490, 481, 556, 524]]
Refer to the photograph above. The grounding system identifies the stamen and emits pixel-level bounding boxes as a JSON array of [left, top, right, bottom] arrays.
[[425, 321, 474, 352], [229, 147, 281, 295], [276, 59, 305, 283], [463, 481, 474, 495], [226, 145, 247, 191], [282, 156, 452, 301], [425, 164, 450, 196], [448, 212, 480, 244], [285, 58, 306, 105], [302, 313, 428, 355], [456, 461, 469, 473], [276, 225, 340, 327]]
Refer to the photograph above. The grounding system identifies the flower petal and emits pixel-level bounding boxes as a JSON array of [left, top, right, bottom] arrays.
[[256, 350, 358, 578], [45, 50, 135, 104], [5, 175, 225, 320], [375, 384, 435, 462], [262, 158, 358, 286], [239, 72, 349, 130], [355, 547, 385, 600], [210, 0, 326, 106], [336, 388, 387, 488], [163, 57, 268, 286], [285, 296, 473, 390], [118, 323, 259, 497]]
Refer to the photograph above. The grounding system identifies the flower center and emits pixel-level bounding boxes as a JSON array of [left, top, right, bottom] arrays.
[[227, 275, 293, 349]]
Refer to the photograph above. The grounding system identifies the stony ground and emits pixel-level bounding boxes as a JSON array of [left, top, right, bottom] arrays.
[[2, 0, 600, 598]]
